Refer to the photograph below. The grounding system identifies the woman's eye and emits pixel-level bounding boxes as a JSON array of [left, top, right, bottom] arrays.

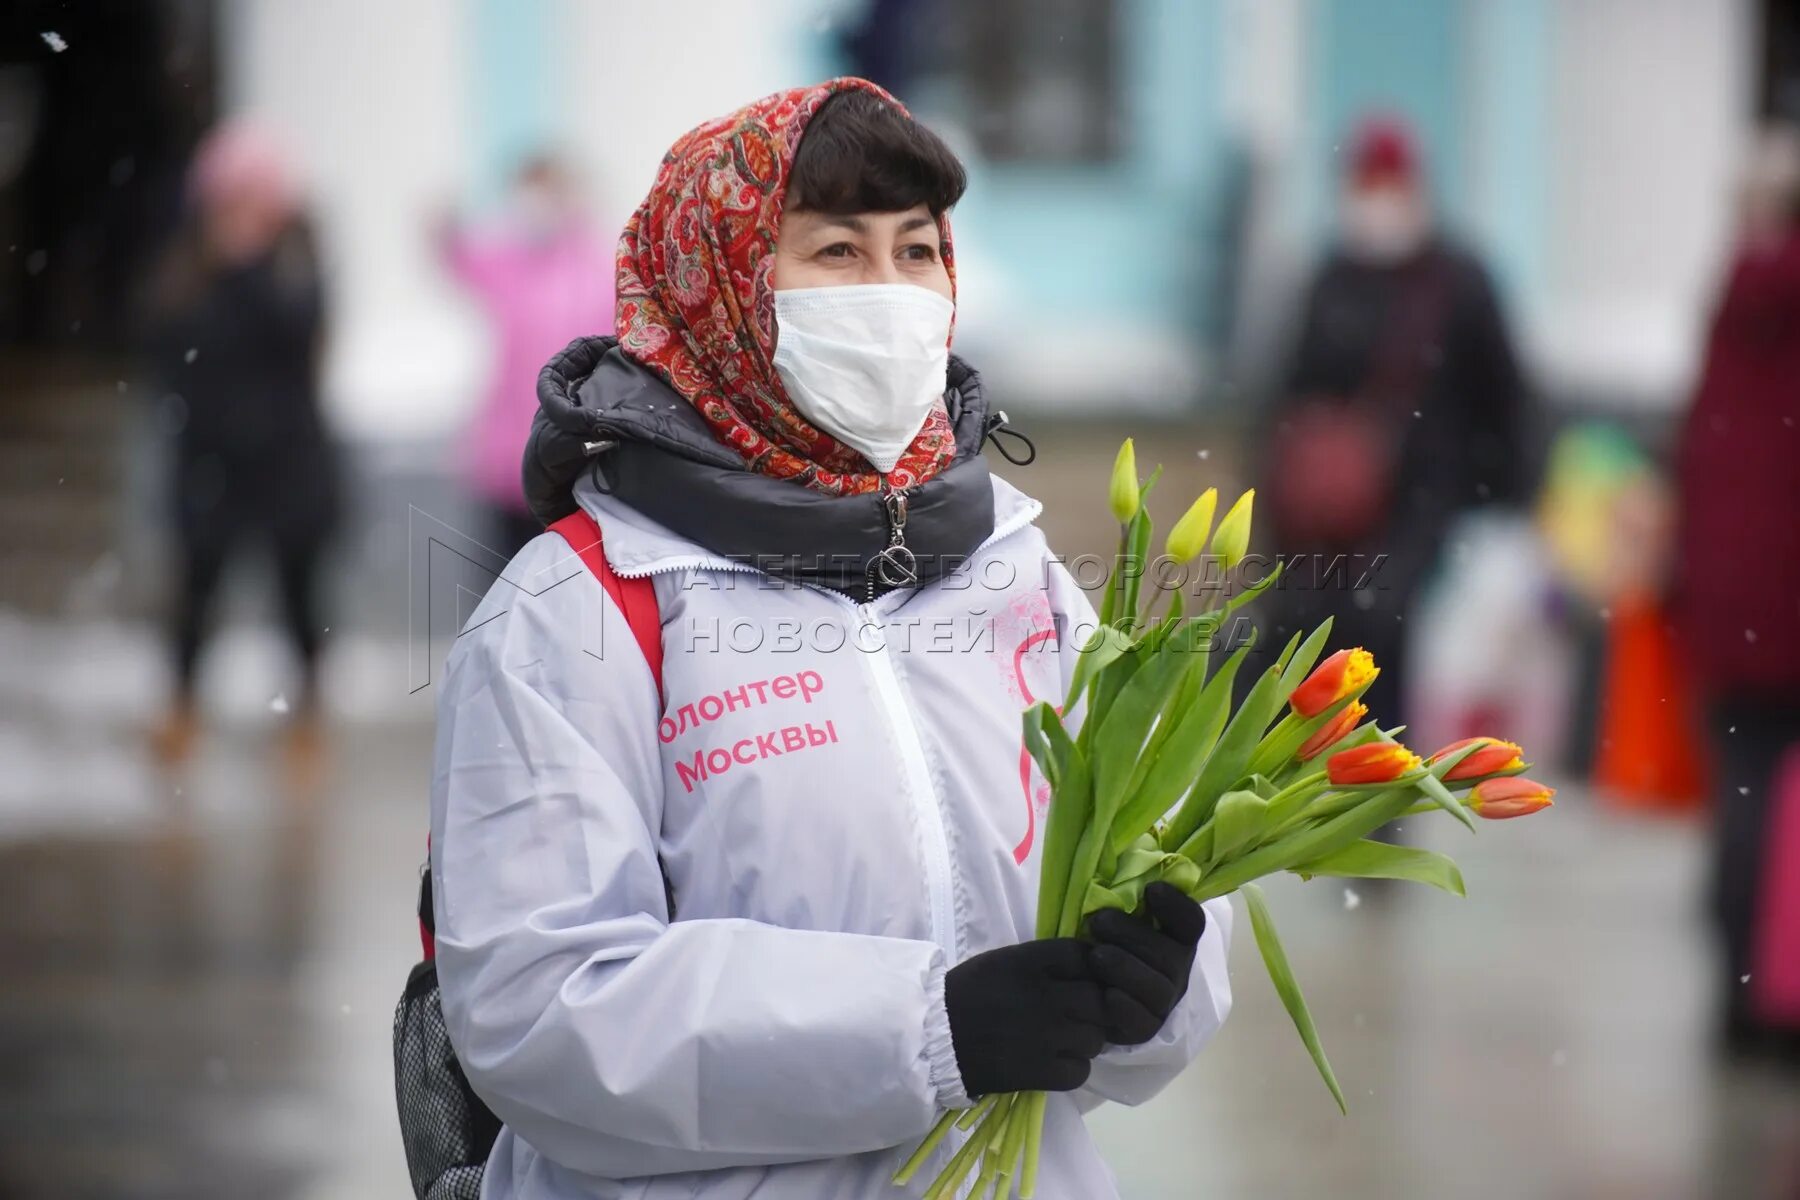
[[901, 244, 939, 262], [818, 243, 856, 259]]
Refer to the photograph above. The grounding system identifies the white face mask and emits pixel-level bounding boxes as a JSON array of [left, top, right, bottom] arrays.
[[772, 283, 954, 473], [1341, 188, 1429, 264]]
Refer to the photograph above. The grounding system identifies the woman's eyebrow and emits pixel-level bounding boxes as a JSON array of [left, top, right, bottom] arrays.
[[802, 213, 934, 236], [808, 214, 869, 235]]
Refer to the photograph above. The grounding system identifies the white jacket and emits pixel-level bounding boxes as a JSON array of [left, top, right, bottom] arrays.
[[430, 472, 1233, 1199]]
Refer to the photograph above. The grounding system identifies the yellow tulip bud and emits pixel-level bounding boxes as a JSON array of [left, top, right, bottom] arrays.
[[1164, 488, 1218, 564], [1108, 439, 1139, 524], [1209, 488, 1255, 568]]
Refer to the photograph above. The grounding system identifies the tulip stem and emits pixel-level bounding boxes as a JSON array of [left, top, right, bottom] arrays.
[[1020, 1091, 1047, 1197], [893, 1107, 963, 1185], [924, 1094, 1012, 1200], [993, 1089, 1032, 1195], [957, 1094, 998, 1130], [1097, 524, 1129, 630]]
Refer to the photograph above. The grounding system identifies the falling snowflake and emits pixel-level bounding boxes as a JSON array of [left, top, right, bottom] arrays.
[[270, 693, 291, 714], [1729, 725, 1737, 733], [1343, 887, 1362, 911], [184, 347, 198, 363], [1745, 629, 1758, 643], [1741, 974, 1752, 984], [41, 31, 67, 52], [1196, 449, 1210, 461], [1738, 786, 1751, 796]]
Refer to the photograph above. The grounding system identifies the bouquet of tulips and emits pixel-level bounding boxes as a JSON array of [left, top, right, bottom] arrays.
[[895, 441, 1555, 1199]]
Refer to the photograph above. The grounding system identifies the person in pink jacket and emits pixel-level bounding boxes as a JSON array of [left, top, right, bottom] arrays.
[[441, 155, 615, 554]]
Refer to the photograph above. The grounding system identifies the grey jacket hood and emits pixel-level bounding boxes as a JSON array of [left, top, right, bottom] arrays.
[[522, 336, 1003, 597]]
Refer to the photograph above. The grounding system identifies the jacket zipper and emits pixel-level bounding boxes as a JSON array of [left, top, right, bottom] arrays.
[[855, 600, 959, 962]]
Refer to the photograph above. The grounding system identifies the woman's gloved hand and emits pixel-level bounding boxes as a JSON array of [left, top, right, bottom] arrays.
[[944, 938, 1106, 1097], [1086, 882, 1207, 1046]]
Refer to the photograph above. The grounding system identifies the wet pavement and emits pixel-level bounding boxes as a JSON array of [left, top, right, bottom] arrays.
[[3, 616, 1799, 1199]]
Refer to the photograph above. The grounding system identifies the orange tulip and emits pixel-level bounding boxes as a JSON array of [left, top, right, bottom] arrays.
[[1289, 648, 1379, 718], [1297, 701, 1368, 761], [1326, 741, 1422, 786], [1429, 736, 1525, 781], [1468, 777, 1555, 819]]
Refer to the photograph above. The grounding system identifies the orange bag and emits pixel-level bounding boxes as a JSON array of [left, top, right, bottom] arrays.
[[1592, 593, 1710, 812]]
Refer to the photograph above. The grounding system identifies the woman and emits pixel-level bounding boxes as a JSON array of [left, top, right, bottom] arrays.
[[144, 121, 337, 772], [431, 79, 1232, 1199], [439, 154, 614, 556]]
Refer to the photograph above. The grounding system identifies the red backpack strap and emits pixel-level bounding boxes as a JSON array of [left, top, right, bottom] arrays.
[[548, 509, 665, 705], [419, 515, 665, 963]]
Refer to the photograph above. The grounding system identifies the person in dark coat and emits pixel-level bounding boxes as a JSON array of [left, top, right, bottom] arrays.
[[1260, 115, 1528, 726], [143, 121, 339, 772], [1673, 123, 1800, 1055]]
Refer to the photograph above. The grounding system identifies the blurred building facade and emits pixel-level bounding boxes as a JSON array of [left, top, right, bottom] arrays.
[[205, 0, 1773, 431]]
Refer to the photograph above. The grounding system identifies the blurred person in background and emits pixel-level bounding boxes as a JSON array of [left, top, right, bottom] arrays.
[[438, 154, 613, 556], [1260, 114, 1528, 727], [1674, 122, 1800, 1057], [141, 120, 337, 775]]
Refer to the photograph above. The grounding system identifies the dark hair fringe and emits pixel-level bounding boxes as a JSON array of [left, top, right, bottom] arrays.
[[786, 91, 967, 217]]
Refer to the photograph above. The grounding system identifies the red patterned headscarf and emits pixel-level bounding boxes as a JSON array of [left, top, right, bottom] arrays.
[[614, 78, 958, 496]]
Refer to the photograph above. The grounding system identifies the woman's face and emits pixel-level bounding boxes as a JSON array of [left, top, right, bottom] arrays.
[[771, 204, 952, 299]]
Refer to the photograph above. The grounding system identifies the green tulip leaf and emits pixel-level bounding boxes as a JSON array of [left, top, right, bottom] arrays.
[[1106, 640, 1245, 855], [1164, 661, 1288, 849], [1276, 618, 1336, 697], [1092, 616, 1218, 825], [1083, 880, 1133, 916], [1242, 882, 1348, 1114], [1291, 839, 1467, 896], [1206, 789, 1272, 862], [1031, 705, 1093, 939], [1064, 623, 1134, 716]]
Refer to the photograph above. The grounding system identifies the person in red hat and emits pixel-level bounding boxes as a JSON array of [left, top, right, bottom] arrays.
[[1259, 112, 1531, 732]]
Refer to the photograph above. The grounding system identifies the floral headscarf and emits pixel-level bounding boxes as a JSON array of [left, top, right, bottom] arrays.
[[614, 78, 958, 496]]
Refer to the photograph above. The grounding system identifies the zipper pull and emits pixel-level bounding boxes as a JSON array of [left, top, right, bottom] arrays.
[[867, 485, 919, 600]]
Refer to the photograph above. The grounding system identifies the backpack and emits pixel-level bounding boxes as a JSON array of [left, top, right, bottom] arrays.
[[392, 509, 663, 1200]]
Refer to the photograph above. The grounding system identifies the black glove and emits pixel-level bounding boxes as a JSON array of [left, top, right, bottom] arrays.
[[1086, 882, 1207, 1046], [944, 938, 1107, 1097]]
